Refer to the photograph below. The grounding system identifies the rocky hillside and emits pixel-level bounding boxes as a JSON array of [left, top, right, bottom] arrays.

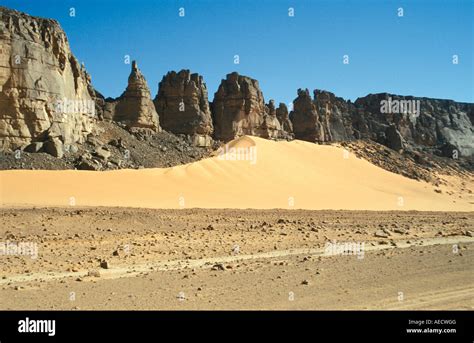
[[0, 6, 472, 175]]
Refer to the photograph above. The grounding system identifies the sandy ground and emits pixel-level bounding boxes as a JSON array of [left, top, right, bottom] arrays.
[[1, 136, 473, 211], [0, 208, 472, 310]]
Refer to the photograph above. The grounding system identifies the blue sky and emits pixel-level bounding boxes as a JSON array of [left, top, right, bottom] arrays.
[[2, 0, 473, 105]]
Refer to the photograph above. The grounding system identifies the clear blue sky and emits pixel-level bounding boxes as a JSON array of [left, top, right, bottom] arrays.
[[3, 0, 473, 105]]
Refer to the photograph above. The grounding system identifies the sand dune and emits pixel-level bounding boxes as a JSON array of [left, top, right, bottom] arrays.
[[0, 136, 472, 211]]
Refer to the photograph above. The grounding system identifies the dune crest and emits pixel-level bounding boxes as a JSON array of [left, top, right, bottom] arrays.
[[0, 136, 472, 211]]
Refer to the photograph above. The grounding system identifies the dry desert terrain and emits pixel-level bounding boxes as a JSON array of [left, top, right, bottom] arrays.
[[0, 137, 473, 310]]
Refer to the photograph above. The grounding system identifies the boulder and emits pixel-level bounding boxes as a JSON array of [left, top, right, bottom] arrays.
[[43, 137, 64, 158], [24, 142, 43, 153]]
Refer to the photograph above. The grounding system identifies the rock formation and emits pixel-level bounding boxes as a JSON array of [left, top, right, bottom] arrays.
[[258, 100, 281, 139], [103, 61, 160, 131], [289, 89, 327, 142], [288, 89, 473, 158], [313, 90, 353, 141], [212, 72, 292, 141], [0, 6, 97, 156], [1, 6, 472, 167], [154, 70, 213, 146], [275, 102, 294, 137], [212, 72, 266, 141], [353, 94, 474, 157]]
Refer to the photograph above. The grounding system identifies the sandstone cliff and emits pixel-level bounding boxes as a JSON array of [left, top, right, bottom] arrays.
[[0, 6, 97, 156]]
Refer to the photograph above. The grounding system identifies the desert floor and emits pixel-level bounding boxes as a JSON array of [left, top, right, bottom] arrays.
[[0, 208, 472, 310]]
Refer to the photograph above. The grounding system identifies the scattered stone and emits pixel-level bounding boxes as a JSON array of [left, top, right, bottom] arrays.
[[211, 263, 225, 271], [374, 230, 389, 238], [87, 270, 101, 277]]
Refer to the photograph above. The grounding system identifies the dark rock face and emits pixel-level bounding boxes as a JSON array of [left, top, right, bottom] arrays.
[[276, 103, 294, 137], [212, 72, 267, 141], [288, 88, 473, 158], [384, 124, 404, 151], [313, 90, 353, 141], [104, 61, 160, 131], [290, 89, 354, 143], [353, 94, 474, 157], [289, 89, 327, 142], [154, 70, 213, 147]]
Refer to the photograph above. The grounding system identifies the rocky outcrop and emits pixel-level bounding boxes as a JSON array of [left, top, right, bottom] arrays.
[[289, 89, 327, 142], [275, 103, 293, 137], [288, 88, 473, 158], [289, 89, 353, 143], [313, 90, 353, 141], [154, 70, 212, 146], [258, 100, 282, 139], [353, 94, 474, 157], [261, 100, 293, 139], [0, 6, 97, 154], [212, 72, 267, 141], [104, 61, 160, 131], [384, 124, 405, 151]]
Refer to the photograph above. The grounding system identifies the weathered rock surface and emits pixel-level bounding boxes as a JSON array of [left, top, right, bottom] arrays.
[[154, 70, 213, 146], [288, 88, 474, 158], [212, 72, 268, 141], [104, 61, 160, 131], [353, 94, 474, 157], [0, 6, 97, 153], [313, 90, 353, 141], [275, 102, 294, 137], [289, 89, 327, 142]]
